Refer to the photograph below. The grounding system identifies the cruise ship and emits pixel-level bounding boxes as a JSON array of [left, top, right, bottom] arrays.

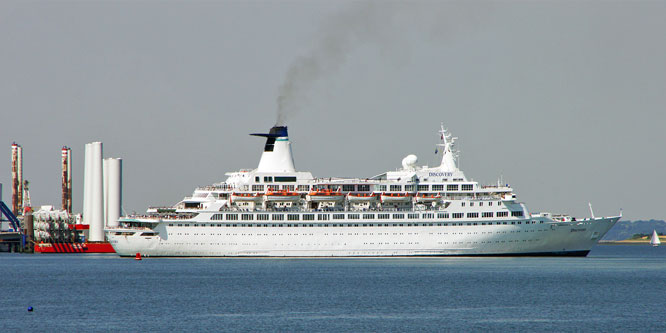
[[106, 125, 620, 257]]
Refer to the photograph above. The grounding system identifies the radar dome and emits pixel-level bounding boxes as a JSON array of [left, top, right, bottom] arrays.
[[402, 154, 418, 170]]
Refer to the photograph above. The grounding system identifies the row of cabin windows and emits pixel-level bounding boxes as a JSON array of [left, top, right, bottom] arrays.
[[170, 220, 542, 228], [244, 184, 495, 194], [256, 176, 298, 183], [377, 184, 475, 192], [251, 184, 373, 192], [211, 211, 523, 221], [247, 183, 497, 194], [462, 202, 502, 207]]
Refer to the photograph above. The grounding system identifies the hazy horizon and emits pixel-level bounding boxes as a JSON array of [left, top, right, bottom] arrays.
[[1, 1, 664, 220]]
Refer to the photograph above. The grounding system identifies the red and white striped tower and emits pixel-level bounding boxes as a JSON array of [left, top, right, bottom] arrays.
[[61, 146, 72, 214], [11, 143, 23, 216]]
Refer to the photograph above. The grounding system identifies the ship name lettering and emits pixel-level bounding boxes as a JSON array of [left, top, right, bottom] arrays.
[[429, 172, 453, 177]]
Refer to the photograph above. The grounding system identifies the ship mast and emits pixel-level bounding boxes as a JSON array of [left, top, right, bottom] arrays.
[[436, 123, 459, 173]]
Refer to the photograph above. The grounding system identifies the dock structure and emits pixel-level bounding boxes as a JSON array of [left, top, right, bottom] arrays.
[[0, 200, 25, 252]]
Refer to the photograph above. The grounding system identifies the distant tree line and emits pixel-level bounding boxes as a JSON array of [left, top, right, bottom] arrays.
[[602, 220, 665, 241]]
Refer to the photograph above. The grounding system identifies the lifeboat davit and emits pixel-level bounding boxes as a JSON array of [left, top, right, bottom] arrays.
[[307, 189, 344, 202], [346, 193, 378, 202], [231, 192, 264, 203], [265, 190, 301, 202], [414, 193, 441, 203], [380, 192, 412, 203]]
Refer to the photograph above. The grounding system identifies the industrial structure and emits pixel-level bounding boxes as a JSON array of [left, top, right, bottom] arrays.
[[83, 142, 105, 242], [11, 143, 23, 216], [104, 158, 122, 228], [61, 146, 72, 213], [2, 141, 122, 253]]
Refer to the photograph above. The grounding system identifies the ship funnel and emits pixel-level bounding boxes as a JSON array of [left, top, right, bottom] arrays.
[[251, 126, 296, 172]]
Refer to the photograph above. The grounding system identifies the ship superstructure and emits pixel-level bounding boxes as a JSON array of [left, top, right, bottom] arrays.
[[106, 125, 620, 257]]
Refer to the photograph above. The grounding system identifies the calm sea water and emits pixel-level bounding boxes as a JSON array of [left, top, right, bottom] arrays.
[[1, 245, 664, 332]]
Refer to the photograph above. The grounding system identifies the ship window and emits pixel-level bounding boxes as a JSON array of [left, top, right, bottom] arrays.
[[482, 212, 494, 218], [303, 214, 315, 221], [470, 202, 474, 207], [282, 185, 295, 191], [378, 214, 390, 219], [376, 185, 387, 192], [462, 184, 473, 191], [461, 202, 465, 207], [432, 185, 444, 191], [255, 176, 260, 182], [405, 185, 415, 191], [318, 214, 329, 220], [437, 213, 449, 219], [275, 176, 297, 182], [241, 214, 254, 221], [479, 202, 483, 207], [225, 214, 238, 221], [184, 202, 201, 208], [363, 214, 375, 219], [467, 213, 479, 218], [333, 214, 345, 220], [358, 185, 370, 191], [287, 214, 300, 221], [392, 213, 404, 219], [390, 185, 402, 191], [418, 185, 429, 191], [211, 214, 224, 221], [446, 184, 458, 191], [408, 214, 419, 219], [264, 176, 272, 182], [252, 185, 264, 191], [348, 214, 360, 220], [298, 185, 310, 191], [452, 213, 464, 219], [497, 212, 508, 217], [511, 211, 524, 217], [342, 185, 355, 192], [272, 214, 284, 221], [489, 202, 493, 206], [257, 214, 269, 221]]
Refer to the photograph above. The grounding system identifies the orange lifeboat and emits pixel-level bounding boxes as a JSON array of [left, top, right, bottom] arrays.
[[414, 193, 442, 203], [265, 189, 301, 202], [307, 189, 344, 202], [380, 192, 412, 203], [346, 193, 378, 202]]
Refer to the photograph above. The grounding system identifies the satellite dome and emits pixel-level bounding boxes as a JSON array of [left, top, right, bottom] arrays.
[[402, 154, 418, 170]]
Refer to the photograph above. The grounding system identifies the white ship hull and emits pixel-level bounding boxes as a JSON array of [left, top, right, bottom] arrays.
[[109, 124, 621, 258], [107, 215, 619, 257]]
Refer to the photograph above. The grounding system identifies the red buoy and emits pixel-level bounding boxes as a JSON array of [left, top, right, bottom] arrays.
[[135, 252, 142, 260]]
